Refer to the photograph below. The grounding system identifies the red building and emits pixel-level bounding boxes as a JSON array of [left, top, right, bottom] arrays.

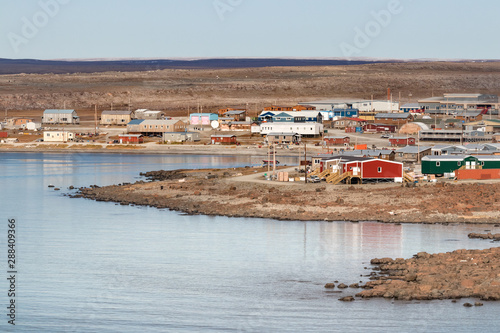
[[363, 123, 397, 133], [389, 137, 416, 147], [342, 158, 403, 180], [119, 134, 144, 144], [211, 134, 237, 144], [324, 136, 350, 145], [0, 132, 8, 138]]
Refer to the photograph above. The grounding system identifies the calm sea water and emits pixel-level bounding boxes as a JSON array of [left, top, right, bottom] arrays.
[[1, 152, 499, 333]]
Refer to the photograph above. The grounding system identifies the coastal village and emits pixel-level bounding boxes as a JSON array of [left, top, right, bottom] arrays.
[[2, 92, 500, 184]]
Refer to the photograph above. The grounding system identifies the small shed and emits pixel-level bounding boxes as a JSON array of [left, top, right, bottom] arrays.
[[389, 137, 416, 147], [118, 134, 144, 144], [211, 134, 237, 144]]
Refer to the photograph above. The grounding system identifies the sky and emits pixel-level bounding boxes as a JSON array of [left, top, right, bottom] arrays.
[[1, 0, 499, 60]]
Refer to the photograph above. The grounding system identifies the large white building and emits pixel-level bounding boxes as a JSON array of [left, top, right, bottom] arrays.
[[259, 122, 323, 137], [299, 99, 399, 112], [43, 131, 74, 142]]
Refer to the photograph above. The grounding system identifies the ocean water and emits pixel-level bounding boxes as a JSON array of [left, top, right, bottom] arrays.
[[1, 152, 499, 333]]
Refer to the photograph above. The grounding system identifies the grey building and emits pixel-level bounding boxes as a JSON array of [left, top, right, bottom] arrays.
[[163, 132, 200, 143], [42, 109, 79, 124], [395, 146, 432, 162], [418, 93, 499, 114]]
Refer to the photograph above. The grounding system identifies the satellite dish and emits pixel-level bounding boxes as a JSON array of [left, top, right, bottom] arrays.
[[211, 120, 219, 129]]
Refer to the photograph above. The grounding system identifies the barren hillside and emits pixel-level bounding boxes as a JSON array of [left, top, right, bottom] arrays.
[[2, 61, 500, 119]]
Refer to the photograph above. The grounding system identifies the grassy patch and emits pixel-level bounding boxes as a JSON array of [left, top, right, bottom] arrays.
[[105, 145, 145, 150], [70, 144, 104, 149], [36, 144, 69, 149]]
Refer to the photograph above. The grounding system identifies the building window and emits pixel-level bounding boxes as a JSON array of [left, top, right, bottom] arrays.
[[481, 161, 485, 166], [457, 162, 461, 166], [436, 161, 441, 167], [377, 167, 382, 173]]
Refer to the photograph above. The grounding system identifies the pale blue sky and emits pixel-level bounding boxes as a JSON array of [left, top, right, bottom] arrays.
[[1, 0, 498, 60]]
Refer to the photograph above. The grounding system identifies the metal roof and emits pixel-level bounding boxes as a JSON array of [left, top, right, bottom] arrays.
[[375, 113, 411, 119], [211, 134, 236, 137], [224, 110, 246, 115], [43, 109, 75, 114], [272, 112, 293, 118], [267, 132, 301, 136], [454, 110, 482, 117], [319, 155, 373, 162], [140, 119, 183, 125], [127, 119, 144, 125], [421, 155, 473, 161], [339, 149, 395, 157], [119, 134, 142, 137], [102, 110, 133, 115], [395, 146, 431, 154], [401, 103, 421, 108]]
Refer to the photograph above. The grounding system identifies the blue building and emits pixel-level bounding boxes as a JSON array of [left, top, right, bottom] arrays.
[[400, 103, 422, 113], [258, 111, 276, 122], [332, 108, 359, 119], [258, 111, 322, 123]]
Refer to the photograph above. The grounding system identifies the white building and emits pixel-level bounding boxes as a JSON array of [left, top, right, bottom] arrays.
[[43, 131, 74, 142], [26, 122, 41, 131], [260, 123, 323, 137], [134, 109, 165, 120], [299, 99, 399, 112]]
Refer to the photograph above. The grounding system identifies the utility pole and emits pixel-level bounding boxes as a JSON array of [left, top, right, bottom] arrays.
[[94, 105, 98, 136], [304, 143, 307, 184], [268, 141, 271, 175], [417, 131, 420, 164], [273, 143, 276, 179]]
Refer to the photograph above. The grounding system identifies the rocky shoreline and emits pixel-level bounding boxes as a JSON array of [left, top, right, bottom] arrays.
[[325, 247, 500, 303], [70, 167, 500, 224]]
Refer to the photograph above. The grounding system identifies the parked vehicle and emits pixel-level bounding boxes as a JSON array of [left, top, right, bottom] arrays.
[[308, 175, 321, 183]]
